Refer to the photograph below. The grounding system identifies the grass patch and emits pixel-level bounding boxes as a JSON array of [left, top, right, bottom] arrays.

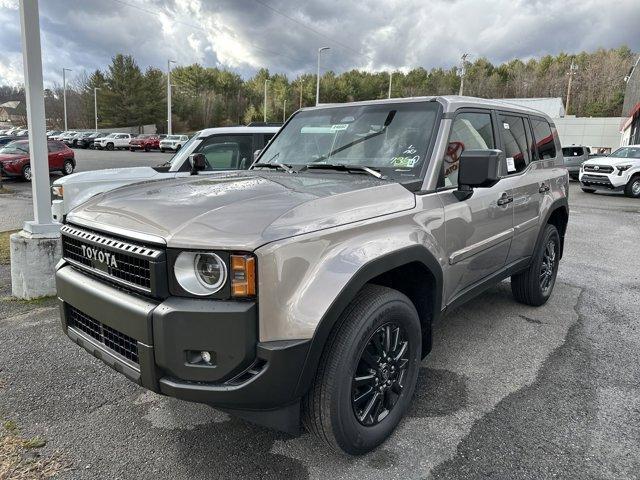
[[0, 420, 70, 479], [0, 186, 12, 195], [0, 296, 55, 306], [0, 230, 18, 265]]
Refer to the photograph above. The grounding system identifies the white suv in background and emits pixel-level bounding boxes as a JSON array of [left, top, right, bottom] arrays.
[[95, 133, 133, 150], [51, 126, 279, 221], [579, 145, 640, 198], [160, 134, 189, 152]]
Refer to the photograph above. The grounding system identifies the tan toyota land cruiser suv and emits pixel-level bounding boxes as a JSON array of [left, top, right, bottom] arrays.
[[56, 96, 569, 454]]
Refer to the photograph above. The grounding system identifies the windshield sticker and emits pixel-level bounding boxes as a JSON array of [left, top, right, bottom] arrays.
[[391, 155, 420, 168], [403, 145, 417, 155], [330, 124, 349, 131], [506, 156, 516, 172], [503, 122, 510, 130]]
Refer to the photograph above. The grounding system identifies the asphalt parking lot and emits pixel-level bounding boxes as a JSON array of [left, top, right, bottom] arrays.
[[1, 152, 640, 478]]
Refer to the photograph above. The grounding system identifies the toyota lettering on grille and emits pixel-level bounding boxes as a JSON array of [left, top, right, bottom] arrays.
[[81, 244, 118, 269]]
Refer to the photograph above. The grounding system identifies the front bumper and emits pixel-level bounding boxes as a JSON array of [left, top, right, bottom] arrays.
[[56, 263, 310, 426], [579, 171, 626, 190]]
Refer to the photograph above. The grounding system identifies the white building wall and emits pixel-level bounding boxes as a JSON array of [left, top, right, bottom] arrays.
[[554, 116, 623, 151]]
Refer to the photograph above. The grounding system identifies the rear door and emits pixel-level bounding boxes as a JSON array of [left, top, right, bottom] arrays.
[[437, 109, 514, 303], [47, 141, 64, 170], [501, 114, 554, 263]]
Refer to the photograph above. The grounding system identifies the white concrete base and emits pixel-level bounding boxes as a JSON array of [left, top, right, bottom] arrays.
[[10, 229, 62, 299]]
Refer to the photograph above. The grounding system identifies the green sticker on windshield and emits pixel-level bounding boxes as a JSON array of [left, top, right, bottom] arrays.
[[391, 155, 419, 168]]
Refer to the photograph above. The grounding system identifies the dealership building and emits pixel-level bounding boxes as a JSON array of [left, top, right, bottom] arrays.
[[621, 55, 640, 146]]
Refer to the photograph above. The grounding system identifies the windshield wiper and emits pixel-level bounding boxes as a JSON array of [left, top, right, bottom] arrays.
[[300, 163, 385, 179], [252, 161, 295, 174]]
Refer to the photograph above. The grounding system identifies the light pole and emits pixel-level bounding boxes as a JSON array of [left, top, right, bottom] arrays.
[[316, 46, 330, 106], [93, 87, 100, 131], [62, 67, 72, 130], [167, 59, 176, 135], [264, 79, 268, 123], [283, 99, 286, 122], [565, 60, 578, 115], [458, 53, 469, 96], [388, 72, 393, 99]]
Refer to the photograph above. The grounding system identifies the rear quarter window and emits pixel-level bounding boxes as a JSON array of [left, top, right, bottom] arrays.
[[531, 118, 557, 160]]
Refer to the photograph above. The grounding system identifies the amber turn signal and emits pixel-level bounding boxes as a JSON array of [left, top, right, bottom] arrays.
[[230, 255, 256, 297]]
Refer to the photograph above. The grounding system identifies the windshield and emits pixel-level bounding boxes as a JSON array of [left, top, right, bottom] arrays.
[[165, 135, 181, 140], [137, 134, 152, 139], [104, 133, 117, 138], [0, 141, 29, 155], [166, 133, 202, 171], [256, 101, 439, 180], [610, 147, 640, 158]]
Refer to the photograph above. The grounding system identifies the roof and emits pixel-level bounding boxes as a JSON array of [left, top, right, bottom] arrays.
[[300, 95, 556, 121], [197, 126, 280, 137], [492, 98, 566, 118]]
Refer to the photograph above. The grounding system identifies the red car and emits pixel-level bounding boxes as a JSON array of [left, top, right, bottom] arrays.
[[129, 134, 160, 152], [0, 139, 75, 181]]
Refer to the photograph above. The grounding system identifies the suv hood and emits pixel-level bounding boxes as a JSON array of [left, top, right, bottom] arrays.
[[583, 155, 638, 167], [54, 166, 162, 186], [67, 172, 416, 250]]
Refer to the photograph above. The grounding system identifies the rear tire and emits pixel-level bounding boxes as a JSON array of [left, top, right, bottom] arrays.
[[302, 284, 421, 455], [581, 187, 596, 193], [62, 159, 74, 175], [21, 164, 32, 182], [624, 175, 640, 198], [511, 224, 560, 306]]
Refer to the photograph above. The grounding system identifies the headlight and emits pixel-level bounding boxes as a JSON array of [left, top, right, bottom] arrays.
[[174, 252, 227, 296], [51, 185, 63, 199], [616, 164, 632, 172]]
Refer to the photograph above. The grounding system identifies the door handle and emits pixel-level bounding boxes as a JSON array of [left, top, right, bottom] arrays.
[[539, 183, 550, 193], [497, 193, 513, 206]]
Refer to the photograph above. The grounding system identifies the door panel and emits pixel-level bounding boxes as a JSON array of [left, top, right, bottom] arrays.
[[438, 109, 514, 304]]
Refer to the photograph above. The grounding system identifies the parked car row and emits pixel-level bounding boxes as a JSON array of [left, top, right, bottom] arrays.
[[0, 127, 29, 136]]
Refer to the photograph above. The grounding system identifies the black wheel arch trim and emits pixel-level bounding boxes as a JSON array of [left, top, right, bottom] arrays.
[[536, 197, 569, 259], [293, 245, 443, 399]]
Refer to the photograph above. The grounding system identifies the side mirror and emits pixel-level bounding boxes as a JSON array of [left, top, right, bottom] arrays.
[[455, 149, 503, 200], [253, 149, 262, 161], [189, 153, 207, 175]]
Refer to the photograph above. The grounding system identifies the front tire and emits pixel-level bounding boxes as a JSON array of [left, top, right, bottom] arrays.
[[511, 224, 560, 306], [302, 284, 421, 455], [106, 142, 114, 151], [160, 148, 165, 153], [624, 175, 640, 198]]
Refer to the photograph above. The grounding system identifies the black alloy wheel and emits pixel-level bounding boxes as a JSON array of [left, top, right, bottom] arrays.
[[352, 323, 409, 426]]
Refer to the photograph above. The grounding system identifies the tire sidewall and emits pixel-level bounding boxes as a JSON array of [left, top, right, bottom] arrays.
[[625, 175, 640, 198], [22, 164, 32, 181], [63, 160, 74, 175], [330, 296, 421, 454], [533, 225, 560, 302]]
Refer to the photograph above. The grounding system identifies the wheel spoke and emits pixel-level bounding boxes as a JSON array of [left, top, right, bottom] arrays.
[[361, 349, 379, 369], [353, 387, 374, 406], [392, 327, 400, 353], [354, 373, 376, 387], [383, 325, 391, 355], [359, 392, 381, 423], [372, 334, 385, 356], [394, 341, 408, 362]]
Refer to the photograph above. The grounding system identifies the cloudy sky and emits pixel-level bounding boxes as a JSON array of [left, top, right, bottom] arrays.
[[0, 0, 638, 87]]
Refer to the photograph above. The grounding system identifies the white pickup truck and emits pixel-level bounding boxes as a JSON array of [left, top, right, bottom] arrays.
[[95, 133, 134, 150], [51, 126, 279, 221]]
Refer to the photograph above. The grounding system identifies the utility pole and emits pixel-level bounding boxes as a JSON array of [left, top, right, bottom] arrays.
[[565, 60, 578, 116], [264, 79, 268, 123], [93, 87, 100, 131], [62, 67, 72, 130], [283, 99, 286, 122], [458, 53, 469, 96], [167, 59, 176, 134], [388, 72, 393, 99], [316, 46, 330, 106], [299, 80, 303, 109]]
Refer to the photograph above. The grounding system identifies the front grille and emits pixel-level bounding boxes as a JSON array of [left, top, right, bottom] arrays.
[[584, 164, 614, 174], [61, 224, 166, 296], [581, 174, 613, 187], [67, 305, 139, 364]]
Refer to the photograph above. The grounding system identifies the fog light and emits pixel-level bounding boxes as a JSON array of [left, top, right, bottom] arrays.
[[201, 351, 212, 364]]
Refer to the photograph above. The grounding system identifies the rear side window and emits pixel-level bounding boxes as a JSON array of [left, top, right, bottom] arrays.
[[197, 135, 254, 170], [531, 118, 557, 160], [442, 111, 495, 187], [562, 147, 584, 157], [498, 114, 531, 174]]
